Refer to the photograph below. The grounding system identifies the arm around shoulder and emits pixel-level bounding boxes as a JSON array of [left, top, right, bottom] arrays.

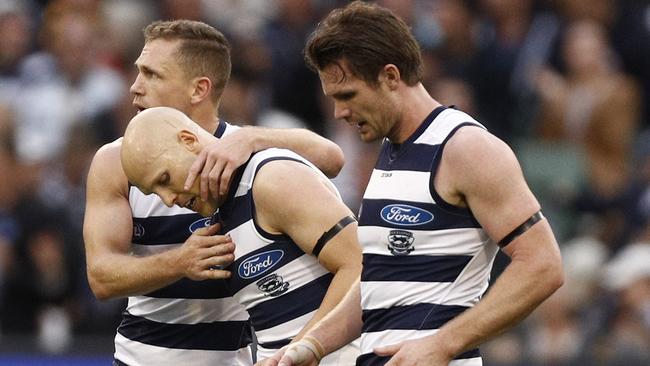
[[83, 141, 187, 299], [245, 126, 345, 178]]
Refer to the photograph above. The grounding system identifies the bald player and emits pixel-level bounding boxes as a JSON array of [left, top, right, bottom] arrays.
[[121, 107, 362, 365]]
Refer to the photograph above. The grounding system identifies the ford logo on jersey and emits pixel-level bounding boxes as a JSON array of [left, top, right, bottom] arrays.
[[238, 250, 284, 279], [380, 204, 433, 226], [189, 217, 212, 233]]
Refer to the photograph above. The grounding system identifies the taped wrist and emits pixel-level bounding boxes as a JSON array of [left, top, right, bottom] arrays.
[[296, 336, 324, 361]]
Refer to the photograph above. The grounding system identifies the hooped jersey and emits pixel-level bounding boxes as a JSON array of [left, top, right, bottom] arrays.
[[116, 121, 253, 366], [217, 148, 337, 359], [356, 107, 498, 366]]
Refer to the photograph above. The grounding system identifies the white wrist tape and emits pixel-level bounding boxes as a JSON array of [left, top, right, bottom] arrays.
[[285, 336, 324, 363]]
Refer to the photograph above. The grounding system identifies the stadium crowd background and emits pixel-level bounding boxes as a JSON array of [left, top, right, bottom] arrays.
[[0, 0, 649, 365]]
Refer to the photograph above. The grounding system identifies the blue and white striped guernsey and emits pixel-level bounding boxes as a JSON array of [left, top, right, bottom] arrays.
[[218, 148, 359, 364], [357, 107, 499, 366], [115, 120, 253, 366]]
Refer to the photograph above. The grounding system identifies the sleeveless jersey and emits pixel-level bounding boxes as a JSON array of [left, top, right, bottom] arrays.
[[115, 121, 253, 366], [218, 148, 358, 363], [356, 107, 499, 366]]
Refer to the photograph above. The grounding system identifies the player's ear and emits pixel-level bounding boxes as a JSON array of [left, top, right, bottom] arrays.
[[190, 76, 212, 105], [379, 64, 400, 90], [177, 130, 200, 152]]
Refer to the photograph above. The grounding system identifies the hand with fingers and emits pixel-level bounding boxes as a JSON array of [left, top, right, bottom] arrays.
[[175, 223, 236, 280], [184, 129, 257, 202], [373, 335, 453, 366]]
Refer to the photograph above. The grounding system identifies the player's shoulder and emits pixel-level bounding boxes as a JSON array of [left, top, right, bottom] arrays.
[[87, 138, 128, 192]]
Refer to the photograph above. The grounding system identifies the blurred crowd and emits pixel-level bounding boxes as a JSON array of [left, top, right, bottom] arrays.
[[0, 0, 649, 364]]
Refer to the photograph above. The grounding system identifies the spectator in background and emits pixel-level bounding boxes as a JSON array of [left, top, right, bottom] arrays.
[[533, 20, 640, 245], [0, 1, 33, 106], [264, 0, 326, 135], [14, 0, 124, 166]]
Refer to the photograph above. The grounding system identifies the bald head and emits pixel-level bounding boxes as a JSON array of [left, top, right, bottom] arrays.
[[121, 107, 218, 216]]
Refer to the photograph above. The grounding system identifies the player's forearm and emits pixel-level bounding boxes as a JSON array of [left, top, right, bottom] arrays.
[[294, 265, 360, 341], [302, 277, 363, 354], [244, 126, 344, 178], [433, 249, 563, 358], [87, 249, 183, 300]]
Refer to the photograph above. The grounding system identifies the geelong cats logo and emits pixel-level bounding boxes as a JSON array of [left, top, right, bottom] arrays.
[[256, 273, 290, 297], [238, 250, 284, 279], [381, 204, 433, 226], [387, 230, 415, 255]]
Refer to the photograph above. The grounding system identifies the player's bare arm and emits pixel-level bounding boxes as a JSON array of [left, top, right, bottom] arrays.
[[253, 160, 362, 341], [375, 127, 564, 365], [83, 141, 234, 300], [264, 279, 364, 366], [185, 127, 345, 201]]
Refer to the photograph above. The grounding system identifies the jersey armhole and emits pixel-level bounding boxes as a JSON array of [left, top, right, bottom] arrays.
[[250, 157, 310, 241], [429, 122, 485, 217]]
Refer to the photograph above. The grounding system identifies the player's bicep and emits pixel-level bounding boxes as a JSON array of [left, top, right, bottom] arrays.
[[83, 147, 133, 260], [444, 128, 540, 243], [253, 161, 361, 271]]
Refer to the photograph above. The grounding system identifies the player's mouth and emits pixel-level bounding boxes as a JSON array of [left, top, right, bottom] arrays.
[[133, 103, 147, 114], [185, 197, 197, 210]]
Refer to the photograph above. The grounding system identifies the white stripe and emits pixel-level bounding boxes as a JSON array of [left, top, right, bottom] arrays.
[[363, 170, 434, 202], [413, 109, 482, 146], [360, 281, 479, 309], [359, 226, 491, 256], [114, 332, 253, 366], [255, 311, 315, 345], [360, 329, 481, 365], [235, 255, 329, 309], [126, 296, 248, 324], [442, 244, 498, 305], [231, 221, 274, 258]]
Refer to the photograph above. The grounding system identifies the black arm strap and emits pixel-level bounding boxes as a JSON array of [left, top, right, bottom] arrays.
[[497, 210, 544, 248], [312, 215, 357, 257]]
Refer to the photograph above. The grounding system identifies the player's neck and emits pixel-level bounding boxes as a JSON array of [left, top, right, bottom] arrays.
[[190, 107, 220, 134], [391, 84, 440, 143]]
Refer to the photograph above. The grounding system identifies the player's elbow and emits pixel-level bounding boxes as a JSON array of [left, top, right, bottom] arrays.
[[532, 249, 564, 298], [87, 267, 116, 301], [321, 143, 345, 178]]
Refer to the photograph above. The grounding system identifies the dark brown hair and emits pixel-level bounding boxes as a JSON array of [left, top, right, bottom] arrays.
[[144, 20, 231, 102], [305, 1, 422, 86]]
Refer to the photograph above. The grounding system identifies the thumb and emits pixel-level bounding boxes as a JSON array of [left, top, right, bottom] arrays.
[[193, 222, 221, 236], [374, 342, 402, 357]]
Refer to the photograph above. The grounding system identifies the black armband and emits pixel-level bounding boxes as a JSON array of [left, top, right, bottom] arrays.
[[497, 211, 544, 248], [312, 215, 357, 257]]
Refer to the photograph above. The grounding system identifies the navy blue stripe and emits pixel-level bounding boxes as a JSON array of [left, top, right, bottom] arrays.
[[117, 312, 252, 351], [362, 303, 469, 332], [361, 254, 472, 282], [258, 338, 291, 350], [215, 119, 228, 138], [358, 199, 479, 230], [145, 277, 233, 299], [220, 192, 253, 233], [228, 239, 308, 292], [356, 348, 479, 365], [375, 142, 439, 172], [132, 214, 200, 245], [248, 273, 333, 331]]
